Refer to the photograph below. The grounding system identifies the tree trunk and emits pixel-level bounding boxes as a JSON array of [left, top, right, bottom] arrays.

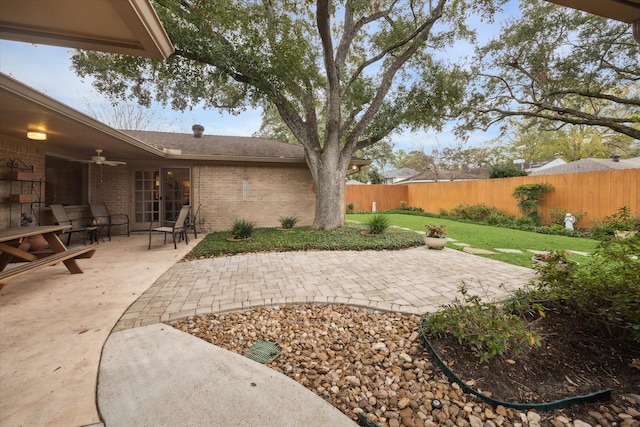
[[311, 151, 346, 230]]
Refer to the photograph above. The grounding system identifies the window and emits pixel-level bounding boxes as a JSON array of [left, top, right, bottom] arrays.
[[45, 156, 88, 206]]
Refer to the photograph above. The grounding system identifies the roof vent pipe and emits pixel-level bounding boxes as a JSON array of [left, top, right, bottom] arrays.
[[192, 124, 204, 138], [612, 154, 621, 162]]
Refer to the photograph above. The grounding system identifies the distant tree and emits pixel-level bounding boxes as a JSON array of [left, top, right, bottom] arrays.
[[83, 97, 178, 130], [489, 165, 528, 178], [462, 0, 640, 140], [368, 169, 384, 184], [394, 148, 433, 172]]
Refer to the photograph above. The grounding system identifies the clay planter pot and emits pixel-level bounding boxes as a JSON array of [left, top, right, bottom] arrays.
[[424, 236, 447, 249], [26, 235, 49, 251]]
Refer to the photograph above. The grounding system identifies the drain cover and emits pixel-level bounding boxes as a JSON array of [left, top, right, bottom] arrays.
[[244, 340, 282, 363]]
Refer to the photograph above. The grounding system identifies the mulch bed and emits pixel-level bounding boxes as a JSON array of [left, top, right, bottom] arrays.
[[427, 309, 640, 420]]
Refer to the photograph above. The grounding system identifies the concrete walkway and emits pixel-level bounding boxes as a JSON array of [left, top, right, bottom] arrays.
[[0, 233, 536, 426]]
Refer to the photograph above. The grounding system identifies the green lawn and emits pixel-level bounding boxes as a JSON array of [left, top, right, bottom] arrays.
[[347, 213, 600, 268]]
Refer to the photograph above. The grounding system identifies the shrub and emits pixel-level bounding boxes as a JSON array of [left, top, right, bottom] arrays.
[[279, 216, 298, 229], [591, 207, 640, 239], [534, 235, 640, 342], [449, 204, 508, 222], [512, 183, 553, 225], [346, 203, 355, 213], [399, 201, 408, 209], [230, 219, 255, 239], [366, 214, 390, 234], [422, 284, 541, 362]]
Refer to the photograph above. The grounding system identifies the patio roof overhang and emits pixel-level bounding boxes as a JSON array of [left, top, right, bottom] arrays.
[[545, 0, 640, 24], [0, 73, 164, 162], [0, 0, 174, 60], [545, 0, 640, 42]]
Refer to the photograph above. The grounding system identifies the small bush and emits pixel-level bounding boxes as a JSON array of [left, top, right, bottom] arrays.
[[399, 201, 408, 209], [230, 219, 255, 239], [422, 284, 541, 362], [449, 204, 509, 222], [346, 203, 355, 213], [534, 236, 640, 342], [279, 216, 298, 229], [366, 214, 390, 234]]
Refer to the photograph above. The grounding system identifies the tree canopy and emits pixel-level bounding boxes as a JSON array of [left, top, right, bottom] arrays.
[[462, 0, 640, 141], [71, 0, 503, 229]]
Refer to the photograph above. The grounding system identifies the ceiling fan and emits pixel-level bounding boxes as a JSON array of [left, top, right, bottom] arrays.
[[83, 149, 127, 166]]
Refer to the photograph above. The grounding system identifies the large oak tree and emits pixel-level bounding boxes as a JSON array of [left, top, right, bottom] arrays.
[[462, 0, 640, 141], [71, 0, 501, 229]]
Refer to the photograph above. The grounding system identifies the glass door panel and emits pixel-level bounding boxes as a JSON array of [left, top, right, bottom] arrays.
[[161, 168, 190, 223]]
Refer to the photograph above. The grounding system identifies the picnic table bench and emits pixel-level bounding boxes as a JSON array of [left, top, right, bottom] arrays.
[[0, 225, 97, 289]]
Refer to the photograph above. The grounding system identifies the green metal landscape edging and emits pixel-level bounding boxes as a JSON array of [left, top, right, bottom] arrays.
[[418, 316, 612, 412]]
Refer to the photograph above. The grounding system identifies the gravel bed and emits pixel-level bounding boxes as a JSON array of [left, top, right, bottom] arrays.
[[170, 304, 640, 427]]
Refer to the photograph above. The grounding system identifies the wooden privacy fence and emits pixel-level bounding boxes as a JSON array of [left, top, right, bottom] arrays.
[[346, 169, 639, 228]]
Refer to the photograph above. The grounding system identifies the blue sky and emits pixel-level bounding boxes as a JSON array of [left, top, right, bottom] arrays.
[[0, 1, 520, 153]]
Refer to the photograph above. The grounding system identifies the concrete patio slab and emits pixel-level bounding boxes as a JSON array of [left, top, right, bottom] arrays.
[[0, 233, 198, 427], [99, 324, 355, 426]]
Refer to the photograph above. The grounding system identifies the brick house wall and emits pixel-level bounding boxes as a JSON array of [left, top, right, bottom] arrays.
[[88, 161, 316, 233], [0, 136, 46, 229], [2, 137, 317, 235], [191, 163, 315, 232]]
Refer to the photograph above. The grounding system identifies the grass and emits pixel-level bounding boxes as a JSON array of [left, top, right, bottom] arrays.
[[187, 213, 600, 269], [347, 213, 600, 268], [186, 224, 424, 259]]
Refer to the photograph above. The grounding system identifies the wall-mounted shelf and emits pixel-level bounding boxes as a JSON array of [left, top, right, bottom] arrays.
[[1, 158, 43, 227]]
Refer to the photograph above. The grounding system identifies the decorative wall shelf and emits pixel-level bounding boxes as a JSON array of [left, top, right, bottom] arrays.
[[1, 158, 43, 228]]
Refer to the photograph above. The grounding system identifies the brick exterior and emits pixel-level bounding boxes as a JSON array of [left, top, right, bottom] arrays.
[[1, 137, 316, 235], [0, 135, 46, 229], [191, 163, 315, 232]]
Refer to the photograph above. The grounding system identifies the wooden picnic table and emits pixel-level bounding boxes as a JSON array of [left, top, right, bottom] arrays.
[[0, 225, 96, 286]]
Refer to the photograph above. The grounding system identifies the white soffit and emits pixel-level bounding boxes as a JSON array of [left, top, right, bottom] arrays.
[[0, 0, 174, 60]]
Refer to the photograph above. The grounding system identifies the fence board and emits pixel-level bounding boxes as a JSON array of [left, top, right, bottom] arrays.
[[345, 169, 639, 227]]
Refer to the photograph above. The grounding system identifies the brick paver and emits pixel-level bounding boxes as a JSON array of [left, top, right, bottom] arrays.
[[114, 247, 536, 332]]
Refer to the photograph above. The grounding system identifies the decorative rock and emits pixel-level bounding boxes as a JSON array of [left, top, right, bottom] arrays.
[[169, 304, 639, 427], [628, 408, 640, 418], [469, 414, 483, 427], [399, 353, 413, 363], [398, 397, 411, 409], [527, 411, 541, 423], [372, 342, 387, 351]]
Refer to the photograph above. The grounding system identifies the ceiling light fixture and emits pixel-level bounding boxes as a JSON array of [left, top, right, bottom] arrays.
[[27, 131, 47, 141]]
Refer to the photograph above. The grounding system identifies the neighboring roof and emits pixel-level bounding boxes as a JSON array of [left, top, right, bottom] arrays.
[[525, 158, 567, 173], [384, 168, 419, 179], [0, 0, 174, 59], [346, 179, 365, 185], [401, 168, 490, 182], [529, 157, 640, 175]]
